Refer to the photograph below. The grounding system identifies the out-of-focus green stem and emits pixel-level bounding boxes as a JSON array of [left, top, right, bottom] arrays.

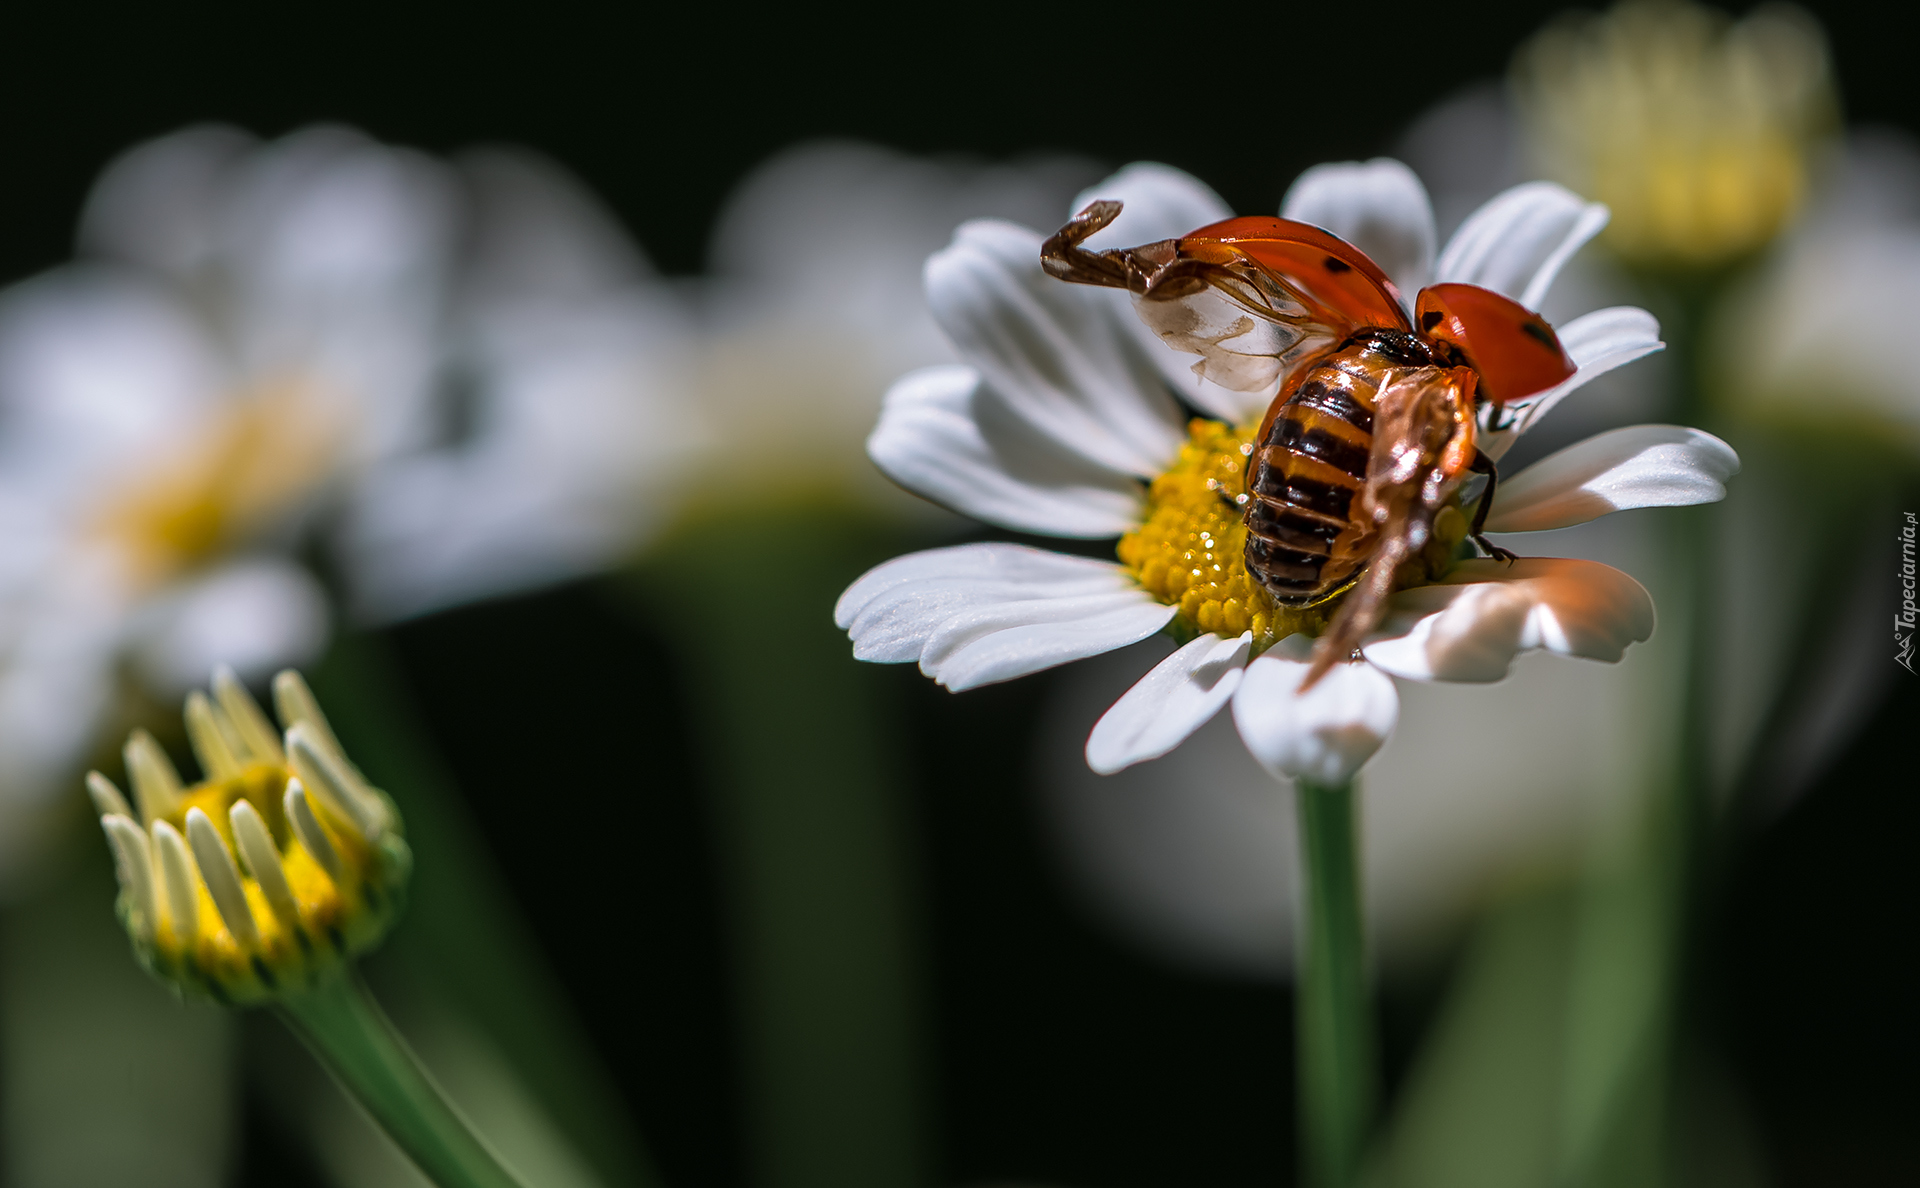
[[277, 973, 528, 1188], [311, 639, 657, 1188], [631, 507, 924, 1188], [1557, 282, 1718, 1187], [1296, 778, 1373, 1188]]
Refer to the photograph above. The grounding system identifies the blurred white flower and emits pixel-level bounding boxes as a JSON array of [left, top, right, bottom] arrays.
[[695, 141, 1101, 515], [339, 147, 700, 619], [1712, 129, 1920, 444], [129, 562, 331, 694], [0, 125, 695, 856]]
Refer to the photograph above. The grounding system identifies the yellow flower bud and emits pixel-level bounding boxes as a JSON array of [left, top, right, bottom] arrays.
[[91, 668, 410, 1005]]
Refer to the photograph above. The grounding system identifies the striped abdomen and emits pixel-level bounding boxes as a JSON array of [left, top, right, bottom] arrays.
[[1243, 331, 1432, 606]]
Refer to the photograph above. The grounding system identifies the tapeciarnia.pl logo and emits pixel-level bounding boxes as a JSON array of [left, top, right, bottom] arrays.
[[1900, 512, 1917, 673]]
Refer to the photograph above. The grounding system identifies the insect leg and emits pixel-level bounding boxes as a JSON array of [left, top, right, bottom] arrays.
[[1040, 201, 1137, 289], [1486, 402, 1519, 432], [1468, 449, 1517, 564]]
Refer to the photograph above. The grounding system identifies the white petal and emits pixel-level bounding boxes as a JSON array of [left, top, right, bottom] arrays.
[[1559, 306, 1665, 373], [867, 364, 1145, 537], [1363, 558, 1655, 683], [221, 126, 457, 304], [926, 220, 1186, 477], [219, 130, 458, 452], [1481, 306, 1665, 459], [185, 807, 259, 949], [341, 286, 700, 622], [1281, 159, 1437, 305], [836, 543, 1132, 648], [131, 560, 330, 694], [1230, 635, 1399, 786], [460, 147, 652, 300], [0, 273, 227, 477], [102, 815, 158, 945], [1086, 632, 1251, 775], [835, 543, 1175, 691], [1072, 162, 1233, 247], [1434, 182, 1609, 309], [1039, 646, 1298, 978], [79, 125, 258, 277], [1485, 424, 1741, 533]]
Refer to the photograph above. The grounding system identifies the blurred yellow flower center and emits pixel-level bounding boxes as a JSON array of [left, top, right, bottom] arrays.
[[92, 379, 340, 585], [1514, 0, 1835, 269], [1120, 419, 1325, 648]]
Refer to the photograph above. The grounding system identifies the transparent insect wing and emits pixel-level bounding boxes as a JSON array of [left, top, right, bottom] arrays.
[[1041, 204, 1409, 398], [1413, 282, 1574, 406]]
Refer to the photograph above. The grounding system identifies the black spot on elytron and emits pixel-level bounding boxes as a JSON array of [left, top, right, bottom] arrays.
[[1323, 255, 1352, 274], [1521, 320, 1557, 348], [1420, 310, 1443, 331]]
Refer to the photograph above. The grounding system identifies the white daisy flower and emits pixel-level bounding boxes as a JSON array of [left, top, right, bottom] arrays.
[[0, 123, 423, 828], [0, 125, 694, 843], [837, 159, 1738, 785]]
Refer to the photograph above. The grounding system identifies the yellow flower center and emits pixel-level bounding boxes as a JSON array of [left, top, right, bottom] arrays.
[[1514, 0, 1835, 269], [91, 379, 342, 586], [1119, 419, 1323, 648]]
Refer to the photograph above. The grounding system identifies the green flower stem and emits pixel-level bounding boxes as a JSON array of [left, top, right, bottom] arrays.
[[630, 507, 925, 1188], [276, 972, 530, 1188], [1296, 778, 1374, 1188], [311, 639, 657, 1188], [1557, 280, 1719, 1186]]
